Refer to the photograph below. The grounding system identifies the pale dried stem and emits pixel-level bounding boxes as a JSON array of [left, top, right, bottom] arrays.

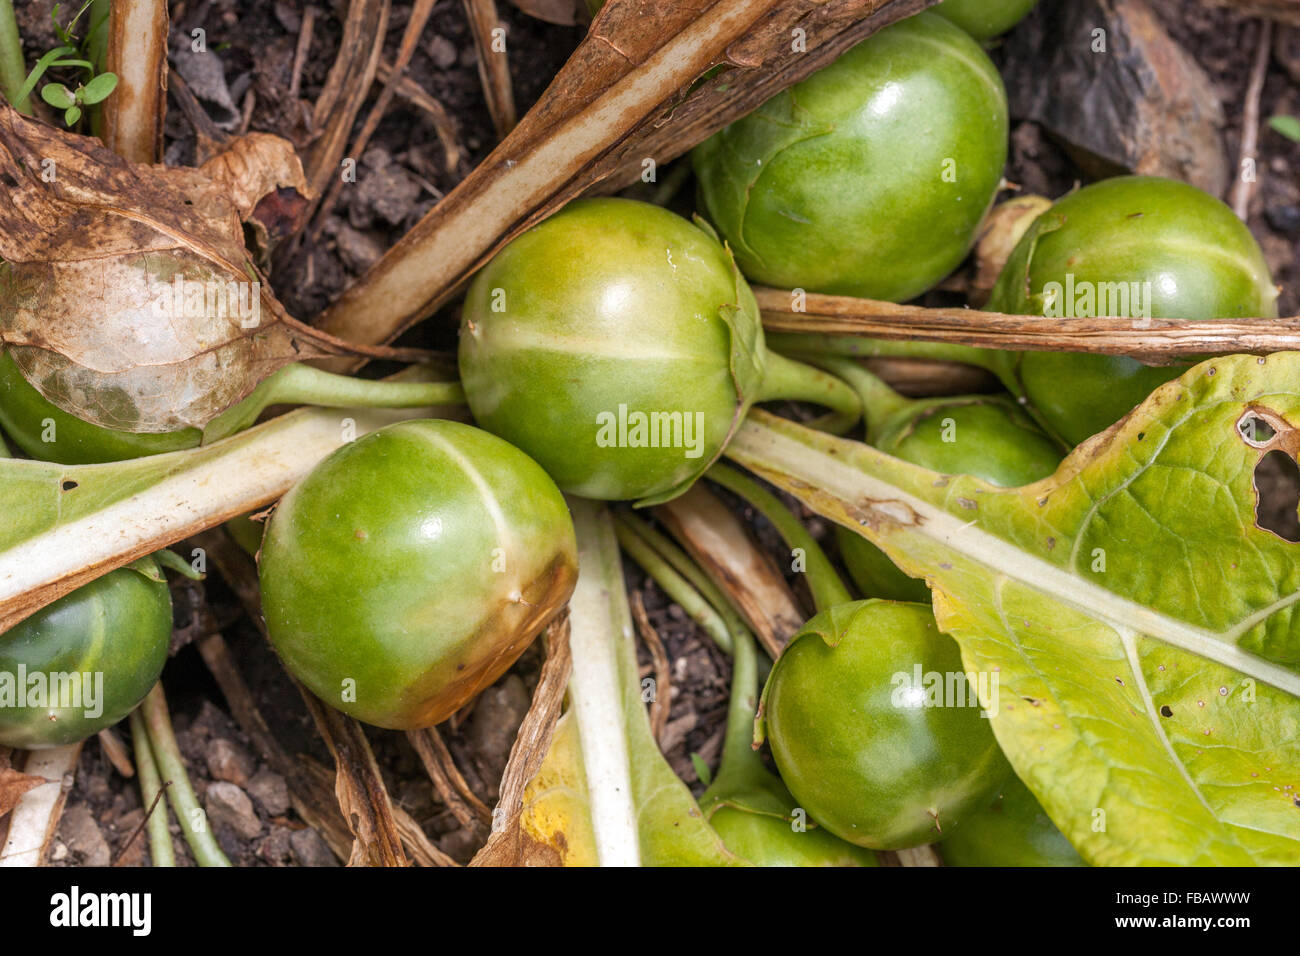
[[1231, 17, 1274, 220], [470, 614, 573, 866], [461, 0, 517, 139], [313, 0, 929, 363], [101, 0, 169, 163], [756, 287, 1300, 366], [654, 483, 805, 658], [0, 743, 82, 867]]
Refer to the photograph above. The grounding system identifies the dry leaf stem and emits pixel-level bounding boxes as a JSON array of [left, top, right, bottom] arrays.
[[100, 0, 169, 163], [756, 287, 1300, 365]]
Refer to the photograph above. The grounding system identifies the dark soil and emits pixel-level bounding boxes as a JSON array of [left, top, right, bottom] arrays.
[[7, 0, 1297, 866]]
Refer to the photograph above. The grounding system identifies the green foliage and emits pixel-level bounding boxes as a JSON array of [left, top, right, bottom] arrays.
[[8, 0, 116, 125], [730, 352, 1300, 864]]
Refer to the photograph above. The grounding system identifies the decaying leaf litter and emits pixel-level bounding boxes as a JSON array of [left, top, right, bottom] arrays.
[[0, 0, 1297, 866]]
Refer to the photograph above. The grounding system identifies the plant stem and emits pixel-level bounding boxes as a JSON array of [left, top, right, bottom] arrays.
[[614, 515, 733, 655], [128, 708, 175, 868], [769, 330, 1003, 372], [711, 617, 764, 789], [615, 512, 770, 799], [756, 351, 862, 433], [802, 355, 916, 445], [139, 681, 232, 867], [706, 462, 852, 613], [87, 0, 110, 72], [0, 0, 28, 113], [200, 362, 465, 443], [616, 512, 757, 656]]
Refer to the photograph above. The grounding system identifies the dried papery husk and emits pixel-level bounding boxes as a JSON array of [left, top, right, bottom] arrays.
[[969, 194, 1051, 307], [0, 106, 412, 434]]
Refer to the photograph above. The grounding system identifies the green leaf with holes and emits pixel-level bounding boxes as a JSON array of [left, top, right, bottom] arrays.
[[727, 353, 1300, 865]]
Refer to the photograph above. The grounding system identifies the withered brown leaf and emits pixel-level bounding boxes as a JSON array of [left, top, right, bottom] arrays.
[[0, 748, 44, 819], [0, 107, 398, 433]]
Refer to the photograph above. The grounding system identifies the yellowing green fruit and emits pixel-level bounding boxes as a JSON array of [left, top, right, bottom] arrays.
[[259, 420, 578, 730]]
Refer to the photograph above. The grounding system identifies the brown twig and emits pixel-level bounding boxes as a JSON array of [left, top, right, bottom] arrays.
[[391, 805, 460, 866], [97, 728, 135, 778], [310, 0, 439, 237], [376, 58, 463, 173], [407, 726, 494, 827], [301, 0, 391, 227], [630, 591, 672, 747], [756, 287, 1296, 366], [297, 690, 410, 867], [289, 5, 318, 100], [470, 614, 573, 867], [100, 0, 169, 163], [1231, 17, 1274, 220], [461, 0, 518, 139], [166, 69, 229, 162]]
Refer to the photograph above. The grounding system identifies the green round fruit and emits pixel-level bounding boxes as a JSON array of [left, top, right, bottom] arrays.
[[458, 197, 766, 502], [0, 352, 200, 464], [760, 600, 1010, 850], [875, 396, 1062, 485], [941, 774, 1086, 866], [837, 528, 933, 604], [259, 419, 578, 730], [838, 395, 1062, 603], [692, 12, 1008, 302], [0, 562, 172, 749], [708, 805, 878, 867], [935, 0, 1038, 40], [988, 176, 1279, 446]]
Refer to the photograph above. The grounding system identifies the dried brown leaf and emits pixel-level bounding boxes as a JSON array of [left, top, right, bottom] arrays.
[[0, 766, 44, 820], [0, 107, 390, 433], [471, 614, 572, 867]]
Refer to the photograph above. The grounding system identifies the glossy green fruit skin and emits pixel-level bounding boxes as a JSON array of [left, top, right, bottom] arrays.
[[459, 198, 763, 502], [692, 12, 1008, 302], [0, 564, 171, 749], [837, 527, 933, 604], [0, 352, 199, 464], [935, 0, 1038, 40], [941, 774, 1085, 867], [839, 398, 1061, 602], [709, 806, 878, 867], [763, 601, 1009, 850], [989, 176, 1279, 446], [259, 419, 579, 730]]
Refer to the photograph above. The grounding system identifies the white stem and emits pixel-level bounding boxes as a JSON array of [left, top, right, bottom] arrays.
[[0, 743, 82, 867], [0, 404, 433, 629], [566, 498, 640, 868]]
